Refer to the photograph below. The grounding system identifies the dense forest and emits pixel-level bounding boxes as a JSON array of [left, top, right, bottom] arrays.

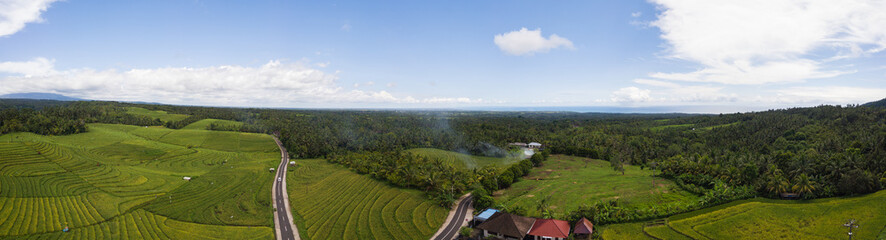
[[2, 98, 885, 219]]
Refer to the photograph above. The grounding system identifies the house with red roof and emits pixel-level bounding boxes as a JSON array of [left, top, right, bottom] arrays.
[[573, 217, 593, 238], [527, 219, 570, 240]]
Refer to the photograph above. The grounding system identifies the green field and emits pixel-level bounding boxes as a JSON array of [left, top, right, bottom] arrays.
[[0, 123, 278, 239], [496, 155, 699, 217], [182, 119, 243, 130], [126, 107, 190, 122], [406, 148, 523, 169], [286, 159, 448, 240], [600, 190, 886, 240]]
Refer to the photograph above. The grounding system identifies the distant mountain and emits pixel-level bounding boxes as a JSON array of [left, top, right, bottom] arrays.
[[862, 97, 886, 107], [0, 92, 84, 101]]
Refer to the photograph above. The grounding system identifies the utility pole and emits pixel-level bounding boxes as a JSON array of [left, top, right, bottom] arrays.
[[843, 219, 858, 240]]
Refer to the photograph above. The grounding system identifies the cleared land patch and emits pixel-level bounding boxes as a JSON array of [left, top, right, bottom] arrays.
[[0, 123, 277, 238], [496, 155, 699, 217], [286, 159, 448, 240]]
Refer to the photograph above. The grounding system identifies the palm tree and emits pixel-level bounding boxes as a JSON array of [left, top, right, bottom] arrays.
[[792, 173, 816, 196]]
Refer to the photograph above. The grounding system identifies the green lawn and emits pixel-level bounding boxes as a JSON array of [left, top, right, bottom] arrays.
[[496, 155, 699, 217], [286, 159, 449, 240], [126, 107, 190, 122], [601, 190, 886, 240], [0, 123, 277, 239], [406, 148, 524, 169]]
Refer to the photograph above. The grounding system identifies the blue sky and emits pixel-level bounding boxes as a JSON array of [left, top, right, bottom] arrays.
[[0, 0, 884, 112]]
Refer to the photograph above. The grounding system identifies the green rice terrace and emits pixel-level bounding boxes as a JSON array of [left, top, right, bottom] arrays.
[[0, 121, 278, 239], [406, 148, 524, 169], [286, 159, 448, 240], [599, 190, 886, 240], [496, 155, 700, 217], [125, 107, 189, 123]]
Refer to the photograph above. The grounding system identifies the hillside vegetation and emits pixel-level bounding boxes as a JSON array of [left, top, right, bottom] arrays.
[[286, 159, 448, 240], [0, 122, 277, 239]]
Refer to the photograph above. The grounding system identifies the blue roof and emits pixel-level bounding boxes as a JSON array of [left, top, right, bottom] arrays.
[[475, 209, 500, 221]]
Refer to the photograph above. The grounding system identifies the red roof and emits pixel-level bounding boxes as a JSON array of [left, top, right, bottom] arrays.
[[574, 217, 593, 234], [528, 219, 570, 238]]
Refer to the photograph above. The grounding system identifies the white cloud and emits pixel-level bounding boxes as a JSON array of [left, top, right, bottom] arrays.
[[0, 57, 55, 76], [629, 79, 737, 103], [0, 0, 58, 37], [0, 59, 483, 107], [386, 82, 396, 88], [631, 12, 642, 17], [773, 86, 886, 104], [611, 87, 652, 103], [633, 79, 679, 88], [649, 0, 886, 84], [341, 23, 351, 31], [420, 97, 482, 104], [494, 28, 574, 56]]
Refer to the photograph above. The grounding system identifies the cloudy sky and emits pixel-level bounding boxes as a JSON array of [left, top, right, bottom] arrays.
[[1, 0, 884, 112]]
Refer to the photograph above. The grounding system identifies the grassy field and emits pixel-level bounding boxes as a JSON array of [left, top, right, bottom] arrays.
[[496, 155, 699, 217], [406, 148, 524, 169], [125, 107, 190, 122], [600, 190, 886, 240], [286, 159, 448, 240], [182, 119, 243, 130], [0, 123, 277, 239]]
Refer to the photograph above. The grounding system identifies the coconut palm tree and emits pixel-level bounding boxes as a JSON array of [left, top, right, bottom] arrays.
[[792, 173, 816, 196]]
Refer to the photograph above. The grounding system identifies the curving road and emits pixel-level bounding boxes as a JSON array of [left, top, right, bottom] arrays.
[[272, 137, 300, 240], [432, 194, 473, 240]]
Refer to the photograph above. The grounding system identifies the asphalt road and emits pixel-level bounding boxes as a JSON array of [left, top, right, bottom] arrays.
[[272, 137, 299, 240], [433, 195, 474, 240]]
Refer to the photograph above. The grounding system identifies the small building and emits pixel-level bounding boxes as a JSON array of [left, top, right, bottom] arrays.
[[269, 168, 275, 172], [509, 142, 528, 147], [472, 209, 500, 227], [476, 212, 536, 240], [779, 192, 800, 199], [289, 161, 296, 165], [182, 177, 191, 181], [573, 218, 594, 238], [528, 142, 543, 149], [528, 219, 570, 240]]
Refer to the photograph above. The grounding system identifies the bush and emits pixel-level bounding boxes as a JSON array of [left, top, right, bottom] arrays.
[[459, 227, 473, 237], [473, 190, 495, 210]]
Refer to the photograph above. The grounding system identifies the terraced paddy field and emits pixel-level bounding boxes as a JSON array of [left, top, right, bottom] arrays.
[[182, 119, 243, 130], [286, 159, 448, 240], [496, 155, 699, 217], [0, 123, 278, 239], [125, 107, 190, 123], [406, 148, 523, 169], [599, 190, 886, 240]]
